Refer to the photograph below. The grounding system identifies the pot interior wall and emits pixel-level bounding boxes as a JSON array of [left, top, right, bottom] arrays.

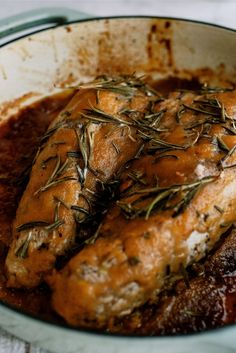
[[0, 17, 236, 121]]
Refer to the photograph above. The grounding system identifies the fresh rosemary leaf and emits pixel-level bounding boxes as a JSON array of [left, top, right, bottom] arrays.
[[45, 219, 64, 231], [216, 137, 230, 152], [118, 176, 215, 220], [176, 106, 185, 123], [16, 221, 50, 232], [222, 163, 236, 169], [172, 186, 199, 217], [40, 122, 66, 144], [41, 155, 57, 169], [35, 176, 77, 195], [220, 144, 236, 168], [127, 170, 147, 185], [71, 205, 90, 215], [15, 233, 32, 259], [145, 189, 174, 219], [223, 125, 236, 135], [76, 74, 158, 98], [82, 106, 131, 126], [53, 196, 70, 210], [214, 205, 224, 214], [67, 151, 81, 158], [200, 86, 234, 93], [154, 154, 179, 163], [76, 164, 85, 185], [35, 154, 75, 195], [112, 141, 120, 155], [84, 223, 103, 245], [183, 103, 220, 117]]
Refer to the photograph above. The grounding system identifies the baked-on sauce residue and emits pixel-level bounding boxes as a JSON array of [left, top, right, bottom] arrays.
[[0, 78, 235, 334]]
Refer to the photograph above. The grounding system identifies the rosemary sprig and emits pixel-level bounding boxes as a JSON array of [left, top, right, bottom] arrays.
[[118, 176, 215, 220], [216, 136, 230, 152], [183, 98, 230, 123], [154, 154, 179, 163], [214, 205, 224, 214], [71, 205, 90, 224], [178, 85, 234, 94], [220, 144, 236, 168], [40, 121, 66, 144], [145, 134, 192, 152], [15, 200, 64, 258], [84, 223, 103, 245], [76, 74, 158, 98], [15, 232, 33, 259], [200, 85, 234, 93], [34, 156, 76, 195], [112, 141, 120, 155], [41, 155, 57, 169], [183, 103, 220, 117], [176, 106, 185, 123], [82, 106, 132, 126], [67, 151, 81, 158], [223, 126, 236, 135], [74, 123, 94, 183], [127, 170, 147, 185], [45, 219, 64, 231], [35, 176, 77, 194], [53, 196, 70, 210], [16, 221, 49, 232]]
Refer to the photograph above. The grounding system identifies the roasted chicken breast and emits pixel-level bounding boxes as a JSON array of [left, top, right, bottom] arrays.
[[110, 227, 236, 335], [50, 89, 236, 328], [6, 76, 156, 288]]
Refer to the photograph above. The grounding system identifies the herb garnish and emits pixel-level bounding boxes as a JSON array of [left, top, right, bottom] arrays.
[[75, 74, 158, 98], [117, 176, 215, 220], [112, 142, 120, 155], [127, 170, 147, 185], [16, 221, 50, 232], [16, 198, 64, 258], [34, 156, 77, 195], [220, 144, 236, 169]]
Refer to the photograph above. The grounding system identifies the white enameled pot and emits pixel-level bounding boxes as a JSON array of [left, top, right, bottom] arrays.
[[0, 8, 236, 353]]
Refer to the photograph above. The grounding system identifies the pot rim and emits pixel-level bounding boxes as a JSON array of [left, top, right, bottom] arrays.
[[0, 14, 235, 49]]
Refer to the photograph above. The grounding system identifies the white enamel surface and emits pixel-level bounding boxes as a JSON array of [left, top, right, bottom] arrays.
[[1, 18, 236, 121], [0, 14, 236, 353]]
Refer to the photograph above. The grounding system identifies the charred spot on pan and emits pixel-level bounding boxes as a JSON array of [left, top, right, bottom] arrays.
[[165, 21, 171, 29], [160, 38, 173, 67], [151, 24, 157, 34], [65, 26, 72, 33], [147, 44, 153, 60]]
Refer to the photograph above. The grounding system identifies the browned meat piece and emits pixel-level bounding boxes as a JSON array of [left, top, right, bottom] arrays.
[[6, 76, 155, 288], [50, 90, 236, 328], [115, 228, 236, 335]]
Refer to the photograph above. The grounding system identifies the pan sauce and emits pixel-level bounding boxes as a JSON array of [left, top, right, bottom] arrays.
[[0, 77, 236, 334]]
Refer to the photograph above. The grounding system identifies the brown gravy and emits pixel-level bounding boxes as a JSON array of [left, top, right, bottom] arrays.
[[0, 78, 235, 334]]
